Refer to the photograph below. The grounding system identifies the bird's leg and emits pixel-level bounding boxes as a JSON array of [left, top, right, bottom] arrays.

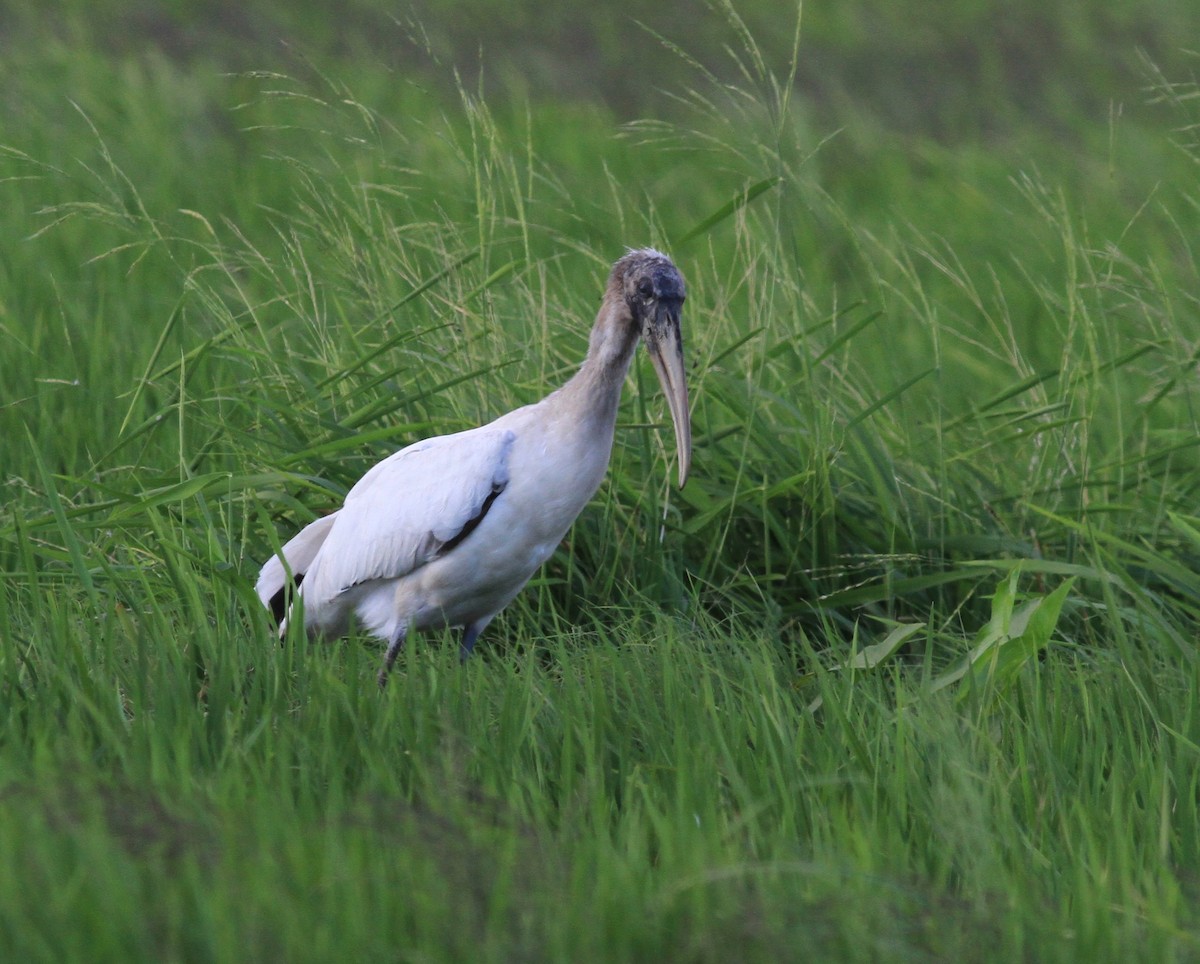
[[377, 625, 408, 689], [458, 622, 483, 663]]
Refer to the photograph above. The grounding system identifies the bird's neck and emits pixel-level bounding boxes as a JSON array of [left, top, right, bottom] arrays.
[[555, 298, 639, 430]]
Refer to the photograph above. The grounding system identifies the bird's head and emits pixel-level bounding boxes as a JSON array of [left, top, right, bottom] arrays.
[[612, 248, 691, 487]]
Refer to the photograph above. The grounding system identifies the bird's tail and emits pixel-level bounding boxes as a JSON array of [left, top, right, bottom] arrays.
[[256, 511, 340, 632]]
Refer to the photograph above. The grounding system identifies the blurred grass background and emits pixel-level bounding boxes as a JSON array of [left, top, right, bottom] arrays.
[[2, 0, 1200, 959]]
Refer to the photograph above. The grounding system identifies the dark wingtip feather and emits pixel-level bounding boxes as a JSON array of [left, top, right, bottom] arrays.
[[438, 482, 506, 557], [267, 571, 305, 625]]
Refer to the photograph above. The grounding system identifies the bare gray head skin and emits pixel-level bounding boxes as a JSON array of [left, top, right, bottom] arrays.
[[607, 248, 691, 487]]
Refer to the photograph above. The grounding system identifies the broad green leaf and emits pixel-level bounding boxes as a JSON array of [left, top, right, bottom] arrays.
[[808, 622, 925, 712]]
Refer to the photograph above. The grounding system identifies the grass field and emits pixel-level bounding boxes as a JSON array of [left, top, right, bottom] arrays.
[[3, 1, 1200, 959]]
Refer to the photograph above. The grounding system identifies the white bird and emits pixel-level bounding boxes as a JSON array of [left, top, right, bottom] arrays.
[[256, 248, 691, 686]]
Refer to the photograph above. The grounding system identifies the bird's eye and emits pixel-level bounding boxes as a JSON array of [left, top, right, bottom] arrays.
[[637, 281, 654, 300]]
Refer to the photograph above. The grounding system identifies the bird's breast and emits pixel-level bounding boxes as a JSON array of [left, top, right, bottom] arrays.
[[505, 442, 609, 537]]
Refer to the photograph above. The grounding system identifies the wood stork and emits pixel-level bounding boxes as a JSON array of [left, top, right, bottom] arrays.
[[256, 248, 690, 686]]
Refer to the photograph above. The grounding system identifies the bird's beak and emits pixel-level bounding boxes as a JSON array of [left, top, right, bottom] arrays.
[[645, 301, 692, 488]]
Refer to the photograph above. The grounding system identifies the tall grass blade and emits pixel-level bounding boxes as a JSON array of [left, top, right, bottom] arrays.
[[675, 177, 780, 244]]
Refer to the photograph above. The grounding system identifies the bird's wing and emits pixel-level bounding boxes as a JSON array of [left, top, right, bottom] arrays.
[[298, 426, 517, 610], [256, 510, 340, 614]]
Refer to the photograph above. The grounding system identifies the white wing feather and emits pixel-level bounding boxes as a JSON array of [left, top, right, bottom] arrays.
[[296, 426, 517, 621], [255, 511, 340, 608]]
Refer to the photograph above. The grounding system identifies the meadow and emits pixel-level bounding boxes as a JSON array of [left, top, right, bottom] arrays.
[[2, 1, 1200, 959]]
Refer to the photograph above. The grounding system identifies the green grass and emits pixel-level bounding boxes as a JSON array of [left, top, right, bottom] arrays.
[[3, 2, 1200, 960]]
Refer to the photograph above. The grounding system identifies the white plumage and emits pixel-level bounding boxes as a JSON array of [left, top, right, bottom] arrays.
[[256, 248, 691, 686]]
